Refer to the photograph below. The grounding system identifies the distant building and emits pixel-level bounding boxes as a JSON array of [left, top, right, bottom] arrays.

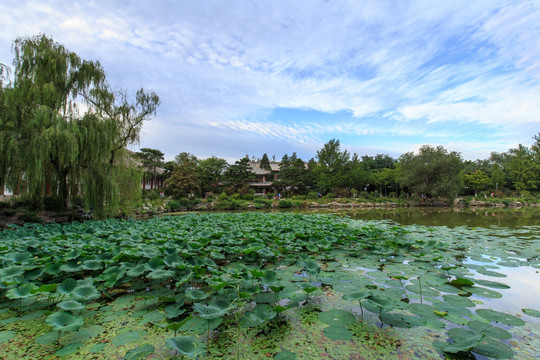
[[248, 162, 280, 195]]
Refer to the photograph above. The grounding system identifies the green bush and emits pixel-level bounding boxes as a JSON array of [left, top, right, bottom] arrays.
[[217, 192, 228, 201], [0, 201, 10, 210], [167, 197, 200, 211], [306, 192, 319, 200], [19, 211, 43, 223], [142, 189, 161, 201], [278, 199, 292, 208], [253, 198, 272, 208]]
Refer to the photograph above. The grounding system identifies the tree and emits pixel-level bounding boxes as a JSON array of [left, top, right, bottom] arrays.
[[223, 157, 255, 190], [1, 34, 159, 217], [398, 145, 463, 199], [274, 153, 307, 194], [165, 158, 200, 198], [175, 152, 198, 165], [507, 144, 537, 194], [198, 156, 228, 194], [259, 153, 271, 171], [464, 170, 491, 195], [137, 148, 164, 190], [314, 139, 350, 192]]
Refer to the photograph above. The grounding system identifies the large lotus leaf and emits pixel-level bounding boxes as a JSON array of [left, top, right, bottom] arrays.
[[164, 305, 185, 319], [54, 342, 84, 357], [147, 269, 175, 280], [0, 330, 15, 344], [318, 309, 356, 326], [474, 279, 510, 289], [193, 303, 227, 320], [433, 331, 484, 354], [274, 350, 297, 360], [10, 252, 32, 264], [0, 266, 25, 279], [72, 285, 101, 302], [180, 316, 222, 334], [163, 253, 183, 267], [442, 295, 475, 307], [82, 260, 103, 271], [468, 320, 512, 340], [473, 336, 514, 359], [367, 295, 396, 311], [261, 270, 279, 284], [57, 300, 85, 312], [476, 268, 507, 278], [35, 331, 60, 345], [476, 309, 525, 326], [126, 264, 147, 277], [323, 326, 353, 340], [145, 257, 165, 271], [112, 330, 146, 347], [380, 312, 426, 328], [342, 290, 370, 301], [461, 286, 502, 299], [56, 278, 77, 296], [166, 336, 206, 359], [139, 246, 160, 258], [45, 311, 84, 332], [404, 284, 440, 297], [59, 260, 83, 272], [522, 308, 540, 317], [6, 283, 36, 299], [185, 289, 208, 301], [241, 304, 277, 328], [124, 344, 155, 360], [408, 303, 440, 320]]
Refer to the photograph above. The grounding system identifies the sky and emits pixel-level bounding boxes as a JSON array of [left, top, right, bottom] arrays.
[[1, 1, 539, 162]]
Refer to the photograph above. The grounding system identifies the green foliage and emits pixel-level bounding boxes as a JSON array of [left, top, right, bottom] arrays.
[[398, 145, 463, 198], [0, 34, 158, 218], [166, 158, 201, 198]]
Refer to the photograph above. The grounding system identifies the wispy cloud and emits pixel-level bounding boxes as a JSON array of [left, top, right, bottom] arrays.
[[1, 0, 539, 160]]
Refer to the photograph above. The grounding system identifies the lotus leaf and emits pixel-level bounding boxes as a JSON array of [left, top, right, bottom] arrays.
[[54, 342, 83, 357], [0, 330, 15, 344], [474, 279, 510, 289], [193, 303, 227, 320], [112, 330, 146, 346], [468, 320, 512, 340], [185, 289, 208, 301], [318, 309, 356, 326], [166, 336, 206, 359], [57, 300, 85, 312], [57, 278, 77, 295], [124, 344, 155, 360], [473, 336, 514, 359], [323, 326, 353, 340], [241, 304, 277, 327], [6, 283, 36, 299], [476, 309, 525, 326], [274, 350, 297, 360], [461, 286, 503, 298], [522, 308, 540, 317], [45, 311, 84, 332], [72, 285, 101, 302], [0, 266, 25, 279]]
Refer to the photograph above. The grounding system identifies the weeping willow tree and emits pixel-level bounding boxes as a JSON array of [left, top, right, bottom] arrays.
[[2, 34, 159, 217]]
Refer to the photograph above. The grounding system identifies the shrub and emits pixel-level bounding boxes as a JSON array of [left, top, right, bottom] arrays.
[[43, 196, 65, 211], [19, 211, 43, 223], [278, 199, 292, 208], [253, 198, 272, 208], [217, 192, 228, 201], [306, 192, 319, 200]]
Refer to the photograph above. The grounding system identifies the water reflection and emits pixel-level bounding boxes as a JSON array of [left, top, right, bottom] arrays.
[[281, 207, 540, 228]]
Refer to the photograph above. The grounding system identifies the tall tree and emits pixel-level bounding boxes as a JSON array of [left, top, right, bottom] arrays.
[[137, 148, 164, 190], [507, 144, 537, 194], [198, 156, 228, 194], [223, 157, 255, 190], [259, 153, 271, 171], [274, 153, 307, 194], [314, 139, 350, 192], [165, 157, 201, 198], [398, 145, 463, 199], [2, 34, 159, 217]]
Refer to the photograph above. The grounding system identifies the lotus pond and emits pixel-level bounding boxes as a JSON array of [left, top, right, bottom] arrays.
[[0, 212, 539, 359]]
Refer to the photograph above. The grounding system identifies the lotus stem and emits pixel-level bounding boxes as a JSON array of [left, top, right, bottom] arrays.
[[358, 300, 364, 316], [418, 276, 422, 304]]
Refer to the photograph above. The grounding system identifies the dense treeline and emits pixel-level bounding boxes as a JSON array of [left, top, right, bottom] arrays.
[[0, 35, 159, 217], [157, 136, 540, 201]]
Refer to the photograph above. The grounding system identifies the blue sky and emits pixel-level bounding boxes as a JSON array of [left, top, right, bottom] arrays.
[[1, 1, 539, 162]]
